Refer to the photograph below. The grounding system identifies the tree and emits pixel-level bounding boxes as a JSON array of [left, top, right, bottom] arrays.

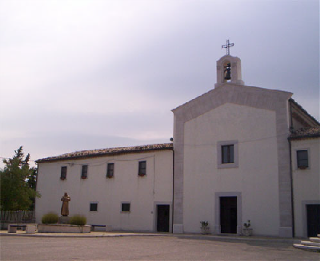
[[0, 146, 40, 211], [27, 167, 38, 210]]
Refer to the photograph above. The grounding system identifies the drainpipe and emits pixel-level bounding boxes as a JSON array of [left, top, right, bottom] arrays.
[[288, 138, 295, 238], [34, 163, 40, 223], [288, 100, 295, 237], [172, 145, 175, 234]]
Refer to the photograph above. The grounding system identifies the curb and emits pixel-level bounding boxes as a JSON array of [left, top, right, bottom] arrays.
[[0, 232, 163, 238], [0, 231, 300, 243]]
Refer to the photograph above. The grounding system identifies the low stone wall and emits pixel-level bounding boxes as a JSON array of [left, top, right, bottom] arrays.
[[38, 224, 91, 233]]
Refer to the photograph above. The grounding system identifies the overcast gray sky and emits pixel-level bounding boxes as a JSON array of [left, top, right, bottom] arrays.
[[0, 0, 319, 167]]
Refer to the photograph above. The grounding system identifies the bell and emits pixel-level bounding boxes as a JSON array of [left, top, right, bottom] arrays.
[[224, 63, 231, 80], [224, 70, 231, 80]]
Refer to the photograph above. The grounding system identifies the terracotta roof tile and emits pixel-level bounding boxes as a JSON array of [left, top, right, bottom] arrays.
[[289, 127, 320, 140], [36, 143, 173, 163], [289, 98, 320, 126]]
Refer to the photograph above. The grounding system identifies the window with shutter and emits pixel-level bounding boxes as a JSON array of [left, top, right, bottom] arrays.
[[217, 140, 239, 169], [60, 166, 67, 180], [138, 161, 146, 176], [297, 150, 308, 169], [221, 145, 234, 164], [106, 163, 114, 178], [81, 165, 88, 179]]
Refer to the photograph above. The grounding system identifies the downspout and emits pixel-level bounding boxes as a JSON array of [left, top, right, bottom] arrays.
[[34, 163, 40, 223], [288, 138, 295, 238], [172, 144, 175, 234], [288, 100, 295, 237]]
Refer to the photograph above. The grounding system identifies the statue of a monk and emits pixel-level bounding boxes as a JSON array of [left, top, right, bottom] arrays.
[[61, 192, 71, 216]]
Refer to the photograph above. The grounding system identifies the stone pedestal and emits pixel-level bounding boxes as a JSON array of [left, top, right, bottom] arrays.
[[38, 224, 91, 233], [58, 216, 70, 224]]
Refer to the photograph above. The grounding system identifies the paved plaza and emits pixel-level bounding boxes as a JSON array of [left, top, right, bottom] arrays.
[[1, 234, 319, 260]]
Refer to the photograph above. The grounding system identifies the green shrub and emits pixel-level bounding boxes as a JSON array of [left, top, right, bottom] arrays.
[[42, 212, 59, 224], [69, 215, 87, 226]]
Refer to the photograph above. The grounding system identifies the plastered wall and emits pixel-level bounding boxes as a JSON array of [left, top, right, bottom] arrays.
[[35, 150, 173, 232], [183, 103, 281, 236], [291, 138, 320, 237]]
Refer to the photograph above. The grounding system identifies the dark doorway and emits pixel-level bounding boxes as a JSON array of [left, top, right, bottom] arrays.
[[307, 204, 320, 237], [157, 205, 170, 232], [220, 197, 237, 234]]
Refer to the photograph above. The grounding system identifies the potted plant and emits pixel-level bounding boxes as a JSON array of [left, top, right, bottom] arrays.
[[200, 221, 210, 234], [242, 220, 253, 236]]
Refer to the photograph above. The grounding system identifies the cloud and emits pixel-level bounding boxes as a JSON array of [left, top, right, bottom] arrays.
[[0, 0, 319, 169]]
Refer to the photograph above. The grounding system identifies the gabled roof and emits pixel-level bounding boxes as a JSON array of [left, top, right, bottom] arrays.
[[289, 126, 320, 140], [289, 98, 320, 127], [36, 143, 173, 163], [172, 83, 292, 120]]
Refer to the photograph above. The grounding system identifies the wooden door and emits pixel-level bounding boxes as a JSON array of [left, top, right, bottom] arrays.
[[307, 204, 320, 237], [157, 205, 170, 232], [220, 197, 237, 234]]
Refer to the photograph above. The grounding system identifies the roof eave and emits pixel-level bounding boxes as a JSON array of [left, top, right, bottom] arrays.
[[36, 146, 173, 164], [288, 134, 320, 141]]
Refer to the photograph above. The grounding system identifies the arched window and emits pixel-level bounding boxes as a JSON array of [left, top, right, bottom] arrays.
[[223, 61, 231, 82]]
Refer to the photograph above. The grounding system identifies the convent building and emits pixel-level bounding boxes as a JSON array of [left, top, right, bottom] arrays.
[[36, 50, 320, 238]]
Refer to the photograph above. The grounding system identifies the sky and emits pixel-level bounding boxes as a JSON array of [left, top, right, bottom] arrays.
[[0, 0, 319, 168]]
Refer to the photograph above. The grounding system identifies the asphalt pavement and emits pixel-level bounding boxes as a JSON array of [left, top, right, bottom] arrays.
[[1, 231, 319, 260]]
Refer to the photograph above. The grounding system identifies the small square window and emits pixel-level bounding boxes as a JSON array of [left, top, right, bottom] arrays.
[[81, 165, 88, 179], [221, 145, 234, 164], [90, 203, 98, 211], [106, 163, 114, 178], [138, 161, 146, 176], [217, 140, 239, 169], [122, 203, 130, 212], [61, 166, 67, 180], [297, 150, 308, 169]]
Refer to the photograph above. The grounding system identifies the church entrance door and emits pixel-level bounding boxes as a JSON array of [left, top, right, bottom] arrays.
[[220, 197, 237, 234]]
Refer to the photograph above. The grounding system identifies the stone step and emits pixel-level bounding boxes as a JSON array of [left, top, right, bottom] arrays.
[[309, 237, 320, 243], [293, 244, 320, 252], [301, 241, 320, 247]]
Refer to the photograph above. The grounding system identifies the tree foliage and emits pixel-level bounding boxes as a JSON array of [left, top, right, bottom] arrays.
[[0, 146, 41, 211]]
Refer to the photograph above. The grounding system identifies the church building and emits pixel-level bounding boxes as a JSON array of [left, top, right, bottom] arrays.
[[35, 42, 320, 238]]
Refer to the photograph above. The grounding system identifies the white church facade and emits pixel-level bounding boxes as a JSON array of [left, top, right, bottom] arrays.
[[35, 51, 320, 238]]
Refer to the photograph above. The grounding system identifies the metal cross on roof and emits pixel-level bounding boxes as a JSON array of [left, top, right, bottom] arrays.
[[222, 39, 234, 55]]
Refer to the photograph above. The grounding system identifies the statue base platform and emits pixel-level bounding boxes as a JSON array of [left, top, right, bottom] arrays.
[[38, 224, 91, 233], [59, 216, 70, 224]]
